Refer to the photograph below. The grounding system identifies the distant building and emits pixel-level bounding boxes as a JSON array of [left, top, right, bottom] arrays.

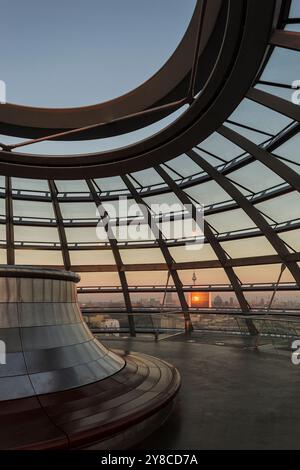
[[214, 295, 223, 307], [165, 291, 174, 306]]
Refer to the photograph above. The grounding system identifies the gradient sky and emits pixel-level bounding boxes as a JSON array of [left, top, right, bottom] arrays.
[[0, 0, 196, 107]]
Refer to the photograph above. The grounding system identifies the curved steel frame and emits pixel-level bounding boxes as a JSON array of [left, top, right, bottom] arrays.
[[0, 1, 219, 138], [0, 0, 279, 178]]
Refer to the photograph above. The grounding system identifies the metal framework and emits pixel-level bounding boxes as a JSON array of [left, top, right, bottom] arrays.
[[121, 174, 193, 332], [0, 0, 299, 334], [187, 150, 300, 287], [5, 177, 14, 265], [48, 180, 71, 270], [0, 0, 277, 178], [155, 165, 260, 335], [86, 180, 136, 336]]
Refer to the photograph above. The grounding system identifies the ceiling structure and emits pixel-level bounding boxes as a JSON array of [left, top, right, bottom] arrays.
[[0, 0, 299, 335]]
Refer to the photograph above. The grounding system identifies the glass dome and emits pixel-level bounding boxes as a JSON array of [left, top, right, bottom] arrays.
[[0, 0, 299, 336]]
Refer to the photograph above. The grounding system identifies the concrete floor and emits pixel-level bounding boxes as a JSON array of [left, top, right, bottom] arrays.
[[100, 332, 300, 450]]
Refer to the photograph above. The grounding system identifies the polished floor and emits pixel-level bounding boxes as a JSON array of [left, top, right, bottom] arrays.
[[100, 332, 300, 450]]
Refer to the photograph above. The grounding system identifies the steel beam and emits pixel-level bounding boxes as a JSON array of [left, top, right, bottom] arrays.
[[47, 251, 300, 272], [48, 181, 71, 270], [155, 166, 253, 316], [188, 150, 300, 288], [153, 173, 258, 344], [270, 29, 300, 52], [78, 282, 298, 294], [86, 180, 136, 336], [121, 174, 193, 332], [219, 125, 300, 192], [247, 87, 300, 122], [5, 176, 14, 265]]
